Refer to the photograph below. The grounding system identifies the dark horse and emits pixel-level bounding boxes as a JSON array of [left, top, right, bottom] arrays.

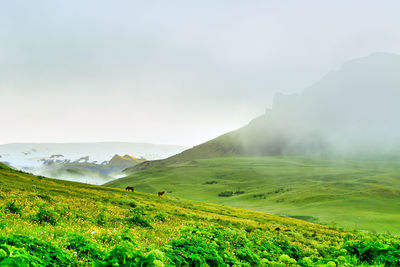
[[125, 186, 135, 192], [158, 191, 165, 197]]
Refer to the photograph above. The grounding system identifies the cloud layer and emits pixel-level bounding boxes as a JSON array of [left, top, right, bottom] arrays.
[[1, 1, 400, 146]]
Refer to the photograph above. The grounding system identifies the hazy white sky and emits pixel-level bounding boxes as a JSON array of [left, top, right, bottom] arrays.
[[1, 0, 400, 147]]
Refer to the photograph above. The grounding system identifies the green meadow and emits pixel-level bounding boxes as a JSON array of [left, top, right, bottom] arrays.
[[106, 156, 400, 235], [2, 162, 400, 266]]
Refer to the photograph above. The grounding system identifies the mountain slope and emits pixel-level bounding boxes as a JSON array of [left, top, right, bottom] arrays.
[[108, 154, 145, 171], [1, 161, 399, 266], [126, 53, 400, 173]]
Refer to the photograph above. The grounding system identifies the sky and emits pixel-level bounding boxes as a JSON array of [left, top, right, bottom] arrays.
[[1, 0, 400, 147]]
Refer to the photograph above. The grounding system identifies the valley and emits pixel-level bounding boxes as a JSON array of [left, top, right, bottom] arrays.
[[107, 156, 400, 235]]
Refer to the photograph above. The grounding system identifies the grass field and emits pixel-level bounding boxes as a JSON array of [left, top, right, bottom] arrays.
[[106, 156, 400, 235], [2, 162, 400, 265]]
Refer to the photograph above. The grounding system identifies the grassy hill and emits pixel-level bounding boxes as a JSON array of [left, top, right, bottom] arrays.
[[125, 131, 245, 172], [106, 156, 400, 235], [1, 162, 399, 265], [123, 114, 288, 173]]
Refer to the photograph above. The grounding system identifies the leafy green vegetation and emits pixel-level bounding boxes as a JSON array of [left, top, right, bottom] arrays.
[[32, 204, 59, 225], [1, 161, 399, 266], [107, 156, 400, 234], [4, 200, 22, 215]]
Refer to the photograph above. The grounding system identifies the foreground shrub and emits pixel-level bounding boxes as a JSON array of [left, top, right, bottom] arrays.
[[154, 212, 167, 222], [0, 234, 72, 266], [4, 201, 22, 215], [166, 223, 261, 266], [127, 207, 152, 228], [101, 241, 165, 266], [67, 233, 104, 262], [167, 234, 224, 266], [279, 254, 296, 265], [128, 214, 152, 228], [37, 193, 52, 202], [164, 222, 312, 266], [32, 205, 59, 225], [96, 210, 108, 226], [344, 237, 400, 265], [118, 198, 138, 208], [272, 238, 304, 260]]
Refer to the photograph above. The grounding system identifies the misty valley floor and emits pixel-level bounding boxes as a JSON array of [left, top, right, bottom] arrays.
[[106, 156, 400, 235]]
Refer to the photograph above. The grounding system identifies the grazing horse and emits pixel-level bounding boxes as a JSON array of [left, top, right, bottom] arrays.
[[125, 186, 135, 192], [158, 191, 165, 197]]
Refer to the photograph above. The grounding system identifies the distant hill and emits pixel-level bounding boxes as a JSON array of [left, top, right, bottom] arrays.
[[107, 154, 146, 172], [126, 53, 400, 173]]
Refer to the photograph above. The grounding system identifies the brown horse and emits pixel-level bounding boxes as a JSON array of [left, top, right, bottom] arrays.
[[125, 186, 134, 192], [158, 191, 165, 197]]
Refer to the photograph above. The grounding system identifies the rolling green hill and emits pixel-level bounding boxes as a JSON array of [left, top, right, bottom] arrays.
[[1, 160, 399, 265], [125, 131, 245, 173], [106, 156, 400, 235]]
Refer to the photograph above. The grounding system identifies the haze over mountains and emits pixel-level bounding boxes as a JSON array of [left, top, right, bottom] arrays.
[[0, 142, 186, 169], [109, 53, 400, 233], [0, 142, 186, 184], [127, 53, 400, 172], [126, 53, 400, 174], [35, 154, 146, 185]]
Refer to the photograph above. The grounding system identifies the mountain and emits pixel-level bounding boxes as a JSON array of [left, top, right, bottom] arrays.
[[126, 53, 400, 173], [0, 142, 187, 170], [108, 154, 144, 170], [0, 159, 398, 266], [108, 53, 400, 234], [34, 154, 146, 185]]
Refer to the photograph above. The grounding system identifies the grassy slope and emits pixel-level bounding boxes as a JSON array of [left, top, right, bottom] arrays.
[[124, 114, 325, 174], [126, 131, 244, 172], [106, 156, 400, 235], [1, 162, 398, 266]]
